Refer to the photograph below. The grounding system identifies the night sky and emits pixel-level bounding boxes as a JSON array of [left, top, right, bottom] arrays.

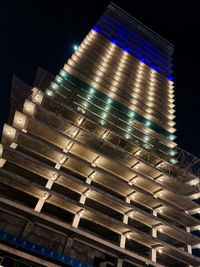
[[1, 0, 200, 158]]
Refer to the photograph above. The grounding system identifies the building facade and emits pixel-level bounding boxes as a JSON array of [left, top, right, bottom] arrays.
[[1, 2, 200, 267]]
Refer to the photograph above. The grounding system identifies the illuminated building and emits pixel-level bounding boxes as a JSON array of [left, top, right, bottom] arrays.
[[1, 2, 200, 267]]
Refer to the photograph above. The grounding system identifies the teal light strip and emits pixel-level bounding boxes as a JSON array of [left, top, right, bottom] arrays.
[[58, 69, 176, 141], [46, 72, 178, 163], [46, 86, 178, 164]]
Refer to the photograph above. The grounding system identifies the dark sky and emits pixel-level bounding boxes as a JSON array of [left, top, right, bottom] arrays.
[[1, 0, 200, 158]]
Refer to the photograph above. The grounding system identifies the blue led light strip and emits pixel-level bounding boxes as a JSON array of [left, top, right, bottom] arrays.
[[93, 26, 173, 81], [0, 230, 92, 267]]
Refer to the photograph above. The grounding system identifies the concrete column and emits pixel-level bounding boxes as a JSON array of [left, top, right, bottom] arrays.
[[72, 174, 92, 228], [34, 162, 61, 212], [119, 197, 130, 249], [119, 234, 126, 249], [34, 179, 55, 212], [21, 221, 34, 238], [35, 198, 45, 212], [45, 179, 54, 189], [0, 144, 6, 168], [63, 237, 74, 255], [186, 227, 192, 255], [150, 210, 157, 262], [123, 214, 128, 224], [86, 177, 92, 184], [34, 145, 72, 212], [72, 214, 80, 228], [117, 258, 123, 267], [150, 246, 157, 263], [79, 195, 86, 204]]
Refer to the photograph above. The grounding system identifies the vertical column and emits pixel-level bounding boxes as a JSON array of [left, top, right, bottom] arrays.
[[35, 140, 76, 212], [119, 232, 126, 249], [117, 258, 123, 267], [186, 226, 192, 254], [21, 221, 34, 239], [119, 197, 130, 248], [34, 162, 61, 212], [150, 210, 157, 262], [0, 144, 6, 168], [63, 237, 74, 255], [72, 173, 92, 228], [1, 125, 19, 168], [186, 227, 193, 267]]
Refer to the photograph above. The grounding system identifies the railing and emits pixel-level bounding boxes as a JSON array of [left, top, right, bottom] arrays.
[[174, 146, 200, 188]]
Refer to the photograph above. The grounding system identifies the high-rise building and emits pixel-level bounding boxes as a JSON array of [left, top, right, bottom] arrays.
[[1, 2, 200, 267]]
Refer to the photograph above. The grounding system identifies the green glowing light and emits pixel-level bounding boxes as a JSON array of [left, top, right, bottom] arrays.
[[107, 98, 112, 104], [130, 112, 135, 117], [51, 82, 59, 90], [45, 89, 54, 97], [125, 134, 131, 139], [83, 102, 88, 108], [143, 144, 151, 150], [55, 76, 63, 84], [144, 136, 150, 142], [146, 121, 151, 126], [169, 150, 177, 156], [90, 88, 95, 93], [102, 113, 107, 118], [77, 106, 85, 114], [169, 158, 178, 165], [60, 69, 67, 78], [100, 120, 105, 125], [73, 44, 78, 51], [169, 134, 176, 141]]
